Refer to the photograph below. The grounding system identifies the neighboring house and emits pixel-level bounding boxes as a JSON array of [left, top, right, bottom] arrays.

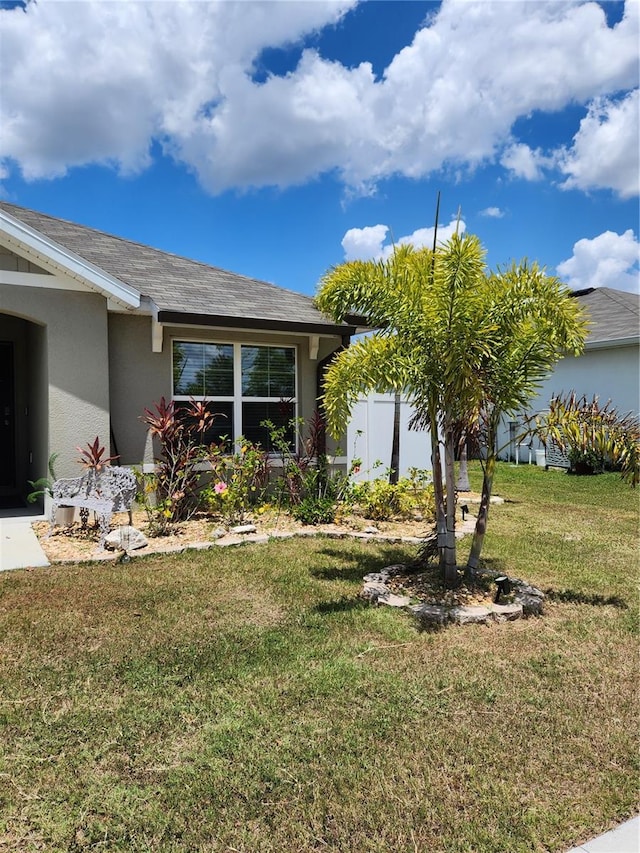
[[348, 286, 639, 475], [0, 202, 360, 508], [498, 286, 640, 462]]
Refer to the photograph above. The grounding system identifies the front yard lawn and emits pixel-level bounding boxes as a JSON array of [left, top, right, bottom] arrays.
[[1, 464, 638, 852]]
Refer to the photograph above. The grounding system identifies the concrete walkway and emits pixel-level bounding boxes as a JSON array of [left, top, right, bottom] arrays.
[[566, 815, 639, 853], [0, 514, 50, 571]]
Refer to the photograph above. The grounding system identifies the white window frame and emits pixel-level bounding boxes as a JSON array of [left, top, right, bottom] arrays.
[[171, 338, 298, 450]]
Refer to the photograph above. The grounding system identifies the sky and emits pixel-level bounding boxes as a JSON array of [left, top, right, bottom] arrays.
[[0, 0, 638, 297]]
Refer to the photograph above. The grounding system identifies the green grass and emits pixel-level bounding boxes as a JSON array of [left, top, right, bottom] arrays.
[[1, 463, 638, 852]]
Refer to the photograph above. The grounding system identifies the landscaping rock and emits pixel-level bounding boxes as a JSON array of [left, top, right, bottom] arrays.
[[215, 535, 244, 547], [210, 527, 226, 540], [515, 583, 544, 598], [449, 605, 492, 625], [411, 603, 448, 627], [383, 564, 407, 576], [364, 525, 379, 534], [490, 602, 523, 622], [230, 524, 257, 534], [188, 542, 215, 551], [104, 526, 147, 552], [363, 571, 391, 584], [361, 581, 390, 602], [245, 534, 269, 545], [376, 592, 411, 608], [515, 593, 544, 616]]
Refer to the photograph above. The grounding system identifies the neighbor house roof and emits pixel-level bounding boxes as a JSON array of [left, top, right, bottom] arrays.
[[0, 202, 355, 337], [573, 287, 639, 347]]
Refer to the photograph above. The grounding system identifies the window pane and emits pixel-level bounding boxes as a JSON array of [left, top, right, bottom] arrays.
[[173, 341, 204, 396], [242, 401, 295, 450], [174, 401, 234, 447], [241, 346, 295, 398], [173, 342, 233, 397], [203, 344, 234, 396]]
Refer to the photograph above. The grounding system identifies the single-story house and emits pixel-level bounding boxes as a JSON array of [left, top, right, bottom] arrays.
[[498, 285, 639, 463], [0, 202, 361, 509], [348, 286, 639, 475]]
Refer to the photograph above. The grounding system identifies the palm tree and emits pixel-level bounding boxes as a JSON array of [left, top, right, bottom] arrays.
[[316, 235, 489, 586], [316, 238, 588, 587]]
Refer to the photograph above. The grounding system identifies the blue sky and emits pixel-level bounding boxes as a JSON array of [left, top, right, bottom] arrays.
[[1, 0, 638, 295]]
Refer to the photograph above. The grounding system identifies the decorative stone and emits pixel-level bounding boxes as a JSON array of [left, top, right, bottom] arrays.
[[411, 603, 448, 627], [448, 605, 492, 625], [215, 535, 244, 547], [210, 528, 226, 540], [515, 583, 544, 598], [490, 602, 523, 622], [383, 564, 407, 575], [188, 542, 215, 551], [364, 526, 379, 534], [363, 571, 391, 584], [230, 524, 257, 534], [361, 581, 389, 602], [376, 592, 411, 608], [104, 526, 147, 552], [268, 531, 296, 539], [515, 593, 544, 616]]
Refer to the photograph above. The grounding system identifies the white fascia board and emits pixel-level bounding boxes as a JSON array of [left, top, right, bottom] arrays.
[[585, 336, 639, 350], [0, 209, 140, 310]]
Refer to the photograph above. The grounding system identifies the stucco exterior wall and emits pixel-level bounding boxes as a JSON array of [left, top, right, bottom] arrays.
[[497, 342, 640, 459], [108, 314, 344, 465], [0, 284, 110, 481]]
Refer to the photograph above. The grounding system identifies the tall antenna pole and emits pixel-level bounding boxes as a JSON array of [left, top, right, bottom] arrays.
[[430, 190, 440, 285]]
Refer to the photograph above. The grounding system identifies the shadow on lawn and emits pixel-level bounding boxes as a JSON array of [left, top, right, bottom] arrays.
[[310, 545, 413, 583], [313, 596, 369, 615], [544, 588, 628, 609]]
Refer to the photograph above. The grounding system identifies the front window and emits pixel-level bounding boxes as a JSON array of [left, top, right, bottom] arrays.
[[172, 341, 297, 450]]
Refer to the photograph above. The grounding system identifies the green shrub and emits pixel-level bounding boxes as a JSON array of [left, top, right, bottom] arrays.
[[203, 439, 269, 525], [351, 471, 435, 522], [291, 495, 337, 525]]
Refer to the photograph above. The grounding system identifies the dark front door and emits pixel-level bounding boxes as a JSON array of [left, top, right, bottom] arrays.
[[0, 342, 16, 489]]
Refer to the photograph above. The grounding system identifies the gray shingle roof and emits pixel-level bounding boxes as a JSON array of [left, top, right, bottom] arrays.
[[574, 287, 639, 344], [0, 202, 352, 336]]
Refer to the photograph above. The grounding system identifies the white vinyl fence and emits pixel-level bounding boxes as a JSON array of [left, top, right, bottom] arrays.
[[346, 394, 432, 481]]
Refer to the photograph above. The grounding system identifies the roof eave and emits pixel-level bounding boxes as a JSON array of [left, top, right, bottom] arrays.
[[157, 310, 356, 337], [0, 209, 141, 310]]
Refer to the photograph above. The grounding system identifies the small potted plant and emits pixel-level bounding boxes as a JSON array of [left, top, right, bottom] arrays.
[[27, 453, 75, 525]]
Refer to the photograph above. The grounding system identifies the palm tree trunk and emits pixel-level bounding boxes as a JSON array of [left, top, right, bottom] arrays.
[[429, 406, 447, 565], [466, 417, 498, 576], [456, 440, 471, 491], [389, 391, 401, 485], [443, 426, 458, 587]]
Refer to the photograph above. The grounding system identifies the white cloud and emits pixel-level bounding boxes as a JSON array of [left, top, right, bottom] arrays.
[[479, 206, 504, 219], [557, 230, 640, 294], [0, 0, 638, 194], [557, 90, 639, 198], [342, 225, 388, 261], [500, 143, 551, 181], [342, 217, 466, 261]]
